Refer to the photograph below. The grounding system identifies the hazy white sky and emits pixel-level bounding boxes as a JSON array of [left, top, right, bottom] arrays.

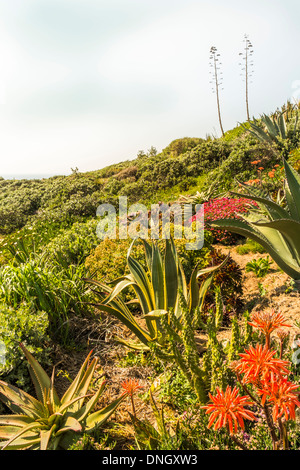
[[0, 0, 299, 176]]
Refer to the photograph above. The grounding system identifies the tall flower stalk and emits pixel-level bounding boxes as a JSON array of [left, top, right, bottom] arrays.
[[209, 46, 225, 137], [239, 34, 254, 121]]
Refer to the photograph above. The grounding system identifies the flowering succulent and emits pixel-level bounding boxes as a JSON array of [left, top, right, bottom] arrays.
[[233, 344, 290, 385], [248, 310, 291, 348], [121, 378, 143, 397], [257, 377, 300, 423], [202, 386, 257, 435], [192, 197, 258, 244], [121, 378, 143, 418]]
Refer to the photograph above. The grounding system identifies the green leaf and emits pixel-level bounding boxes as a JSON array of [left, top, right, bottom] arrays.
[[164, 238, 179, 310], [0, 380, 45, 419], [40, 424, 56, 450], [85, 394, 126, 431], [283, 158, 300, 221], [19, 343, 60, 408]]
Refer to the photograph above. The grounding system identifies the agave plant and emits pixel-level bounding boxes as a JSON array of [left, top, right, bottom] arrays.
[[0, 344, 127, 450], [245, 111, 299, 145], [86, 237, 227, 350], [208, 158, 300, 280]]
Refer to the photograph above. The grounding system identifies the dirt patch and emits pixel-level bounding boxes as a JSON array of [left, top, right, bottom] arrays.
[[214, 244, 300, 340]]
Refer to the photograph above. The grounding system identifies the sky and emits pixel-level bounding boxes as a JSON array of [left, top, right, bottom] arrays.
[[0, 0, 299, 177]]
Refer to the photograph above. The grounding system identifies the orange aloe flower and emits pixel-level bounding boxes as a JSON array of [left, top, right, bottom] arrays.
[[233, 344, 290, 385], [121, 378, 143, 397], [257, 377, 300, 422], [248, 310, 291, 348], [202, 386, 257, 435]]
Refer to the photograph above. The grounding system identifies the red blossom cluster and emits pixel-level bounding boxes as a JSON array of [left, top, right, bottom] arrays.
[[201, 310, 300, 450], [191, 197, 258, 244]]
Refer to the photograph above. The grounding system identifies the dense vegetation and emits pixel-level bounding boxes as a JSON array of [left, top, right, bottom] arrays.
[[0, 101, 300, 450]]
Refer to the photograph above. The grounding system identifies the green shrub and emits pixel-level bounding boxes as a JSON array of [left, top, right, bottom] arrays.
[[85, 230, 213, 285], [0, 303, 50, 389], [0, 261, 91, 341], [45, 219, 99, 266], [236, 238, 266, 255]]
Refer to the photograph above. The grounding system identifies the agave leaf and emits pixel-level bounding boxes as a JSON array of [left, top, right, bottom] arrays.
[[188, 264, 201, 312], [253, 219, 300, 265], [164, 238, 178, 309], [248, 121, 273, 143], [101, 277, 137, 305], [140, 239, 153, 272], [151, 242, 165, 310], [0, 415, 33, 427], [283, 159, 300, 221], [230, 189, 290, 221], [61, 350, 94, 405], [19, 343, 60, 408], [278, 113, 287, 139], [40, 424, 56, 450], [113, 337, 150, 351], [55, 416, 82, 437], [93, 303, 152, 345], [262, 114, 279, 139], [0, 380, 46, 419], [142, 310, 168, 320], [85, 394, 127, 431], [1, 421, 43, 450], [209, 218, 300, 279]]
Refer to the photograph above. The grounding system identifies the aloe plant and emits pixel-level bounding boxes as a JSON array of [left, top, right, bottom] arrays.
[[208, 158, 300, 280], [0, 344, 127, 450], [86, 238, 227, 350]]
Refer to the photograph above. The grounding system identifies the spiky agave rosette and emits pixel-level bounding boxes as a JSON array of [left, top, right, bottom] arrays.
[[0, 344, 127, 450]]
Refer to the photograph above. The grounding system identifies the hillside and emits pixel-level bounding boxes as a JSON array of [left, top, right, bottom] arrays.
[[0, 101, 300, 450]]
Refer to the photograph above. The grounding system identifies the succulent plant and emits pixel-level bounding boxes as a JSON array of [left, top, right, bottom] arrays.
[[208, 158, 300, 280], [245, 110, 299, 145], [86, 237, 228, 350], [0, 344, 127, 450]]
